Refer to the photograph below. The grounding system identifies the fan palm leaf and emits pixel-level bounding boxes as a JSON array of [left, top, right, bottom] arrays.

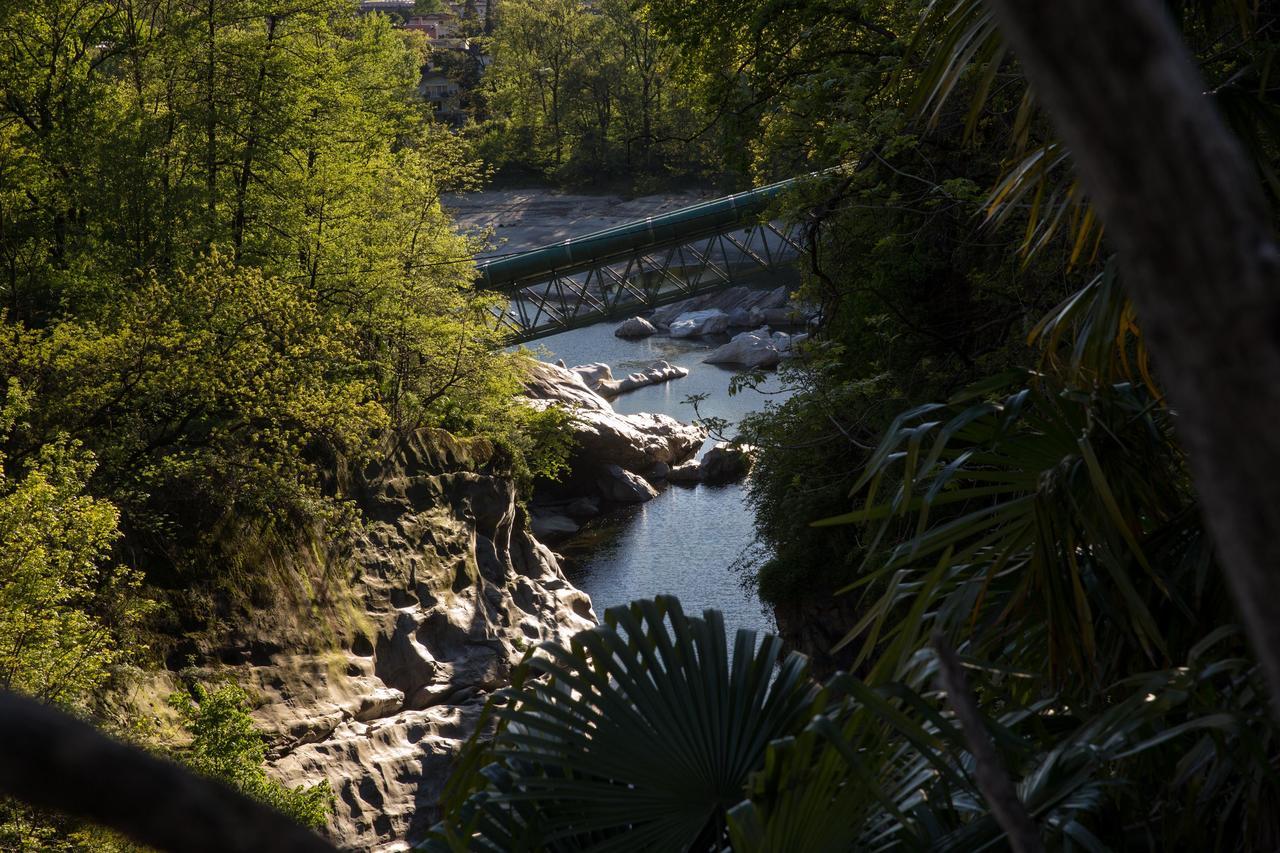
[[425, 597, 822, 852]]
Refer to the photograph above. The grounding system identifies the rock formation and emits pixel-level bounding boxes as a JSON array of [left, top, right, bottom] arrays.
[[699, 442, 756, 484], [668, 309, 731, 338], [569, 360, 689, 399], [522, 360, 705, 515], [614, 316, 657, 338], [524, 361, 704, 487], [664, 443, 757, 486], [649, 285, 789, 329], [193, 430, 594, 852]]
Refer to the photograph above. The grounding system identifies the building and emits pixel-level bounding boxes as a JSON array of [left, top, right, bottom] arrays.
[[403, 11, 458, 37], [418, 69, 464, 123]]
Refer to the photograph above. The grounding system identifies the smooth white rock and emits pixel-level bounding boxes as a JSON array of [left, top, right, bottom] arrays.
[[703, 327, 783, 369], [570, 362, 613, 388]]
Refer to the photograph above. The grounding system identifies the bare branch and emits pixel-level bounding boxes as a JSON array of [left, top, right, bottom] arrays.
[[0, 690, 338, 853], [933, 633, 1043, 853]]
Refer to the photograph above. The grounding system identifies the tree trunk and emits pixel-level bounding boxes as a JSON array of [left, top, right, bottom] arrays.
[[232, 14, 278, 260], [983, 0, 1280, 704]]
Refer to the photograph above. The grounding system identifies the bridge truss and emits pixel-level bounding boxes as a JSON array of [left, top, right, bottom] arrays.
[[473, 178, 809, 343]]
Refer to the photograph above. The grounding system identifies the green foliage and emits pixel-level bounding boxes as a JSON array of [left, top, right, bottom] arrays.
[[821, 372, 1219, 691], [0, 0, 553, 591], [427, 596, 820, 851], [0, 385, 147, 709], [433, 599, 1279, 851], [482, 0, 716, 184], [169, 683, 333, 831], [0, 385, 150, 850]]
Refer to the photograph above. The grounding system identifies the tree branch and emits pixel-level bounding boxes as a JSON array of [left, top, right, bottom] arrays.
[[0, 691, 338, 853], [933, 633, 1043, 853]]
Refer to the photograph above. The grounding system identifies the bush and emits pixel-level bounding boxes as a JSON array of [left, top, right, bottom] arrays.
[[169, 684, 333, 831]]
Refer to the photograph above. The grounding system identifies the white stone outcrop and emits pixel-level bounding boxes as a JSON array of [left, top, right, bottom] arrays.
[[570, 362, 614, 389], [524, 359, 612, 411], [594, 360, 688, 398], [523, 361, 704, 506], [704, 327, 785, 369]]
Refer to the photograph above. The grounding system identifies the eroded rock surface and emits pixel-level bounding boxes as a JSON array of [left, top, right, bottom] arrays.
[[525, 362, 704, 507], [595, 361, 689, 398], [204, 430, 594, 852]]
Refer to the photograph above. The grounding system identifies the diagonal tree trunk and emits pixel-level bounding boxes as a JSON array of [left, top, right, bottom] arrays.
[[982, 0, 1280, 705]]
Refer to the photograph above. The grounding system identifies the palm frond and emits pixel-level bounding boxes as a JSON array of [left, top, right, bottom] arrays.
[[424, 596, 821, 852]]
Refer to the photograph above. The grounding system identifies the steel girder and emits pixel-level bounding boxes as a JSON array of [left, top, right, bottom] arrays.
[[488, 220, 803, 344]]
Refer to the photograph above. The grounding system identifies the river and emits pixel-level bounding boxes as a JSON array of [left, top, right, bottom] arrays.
[[533, 323, 787, 636], [449, 188, 791, 636]]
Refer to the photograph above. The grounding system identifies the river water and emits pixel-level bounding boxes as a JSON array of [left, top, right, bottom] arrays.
[[529, 322, 788, 637], [449, 188, 788, 636]]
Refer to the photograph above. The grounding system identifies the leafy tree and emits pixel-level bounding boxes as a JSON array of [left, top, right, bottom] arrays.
[[0, 382, 149, 849], [169, 683, 333, 831], [0, 382, 145, 709], [0, 0, 544, 594], [481, 0, 715, 183]]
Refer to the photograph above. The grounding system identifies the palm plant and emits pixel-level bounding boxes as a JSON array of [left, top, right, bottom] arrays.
[[912, 0, 1276, 262], [429, 598, 1276, 851], [816, 369, 1221, 692], [425, 597, 822, 851]]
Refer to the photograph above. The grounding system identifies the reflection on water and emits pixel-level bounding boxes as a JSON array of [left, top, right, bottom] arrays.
[[530, 321, 789, 636]]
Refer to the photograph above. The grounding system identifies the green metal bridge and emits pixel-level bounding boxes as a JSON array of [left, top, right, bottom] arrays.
[[477, 177, 807, 343]]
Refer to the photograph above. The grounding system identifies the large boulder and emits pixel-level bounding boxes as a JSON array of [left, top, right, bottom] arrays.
[[524, 360, 611, 411], [596, 464, 659, 503], [669, 309, 730, 338], [614, 316, 657, 338], [703, 328, 784, 369], [700, 442, 756, 484], [522, 361, 705, 504], [568, 407, 705, 472], [570, 362, 613, 389]]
